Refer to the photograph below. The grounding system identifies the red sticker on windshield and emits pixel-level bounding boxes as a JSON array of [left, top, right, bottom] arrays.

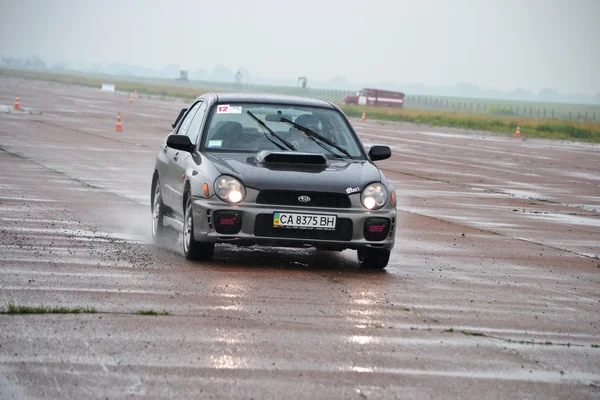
[[217, 105, 242, 114]]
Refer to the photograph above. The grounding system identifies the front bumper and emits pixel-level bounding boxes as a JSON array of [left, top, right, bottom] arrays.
[[190, 195, 396, 251]]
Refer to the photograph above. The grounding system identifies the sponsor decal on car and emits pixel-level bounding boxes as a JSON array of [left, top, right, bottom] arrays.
[[346, 186, 360, 194]]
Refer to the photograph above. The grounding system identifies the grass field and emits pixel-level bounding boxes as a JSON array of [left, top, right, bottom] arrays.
[[403, 95, 600, 121], [341, 105, 600, 142], [2, 68, 206, 100], [3, 68, 599, 143]]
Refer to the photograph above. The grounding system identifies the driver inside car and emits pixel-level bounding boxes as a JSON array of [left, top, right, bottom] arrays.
[[293, 114, 321, 133], [288, 114, 338, 150]]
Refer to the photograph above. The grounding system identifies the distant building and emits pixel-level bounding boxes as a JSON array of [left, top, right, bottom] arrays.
[[175, 70, 189, 83], [298, 76, 307, 89]]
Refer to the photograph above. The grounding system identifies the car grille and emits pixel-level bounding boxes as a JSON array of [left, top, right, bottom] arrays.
[[254, 214, 353, 241], [256, 190, 351, 208]]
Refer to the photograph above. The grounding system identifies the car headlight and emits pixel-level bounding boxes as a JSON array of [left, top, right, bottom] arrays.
[[214, 175, 246, 204], [361, 183, 388, 210]]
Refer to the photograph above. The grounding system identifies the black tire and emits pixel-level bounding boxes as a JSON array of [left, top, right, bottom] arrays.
[[357, 248, 390, 270], [151, 179, 178, 245], [183, 193, 214, 261]]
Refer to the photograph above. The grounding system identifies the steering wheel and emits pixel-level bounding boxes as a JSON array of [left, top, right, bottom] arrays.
[[285, 127, 308, 149]]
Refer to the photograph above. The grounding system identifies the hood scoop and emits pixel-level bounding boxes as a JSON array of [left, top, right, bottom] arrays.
[[256, 151, 329, 167]]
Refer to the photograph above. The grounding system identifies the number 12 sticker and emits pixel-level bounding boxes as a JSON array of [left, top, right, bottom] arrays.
[[217, 105, 242, 114]]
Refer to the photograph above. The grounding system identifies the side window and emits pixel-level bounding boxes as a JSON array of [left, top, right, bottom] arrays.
[[177, 102, 201, 136], [185, 101, 208, 145]]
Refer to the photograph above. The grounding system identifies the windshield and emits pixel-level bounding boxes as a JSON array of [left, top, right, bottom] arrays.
[[202, 103, 364, 159]]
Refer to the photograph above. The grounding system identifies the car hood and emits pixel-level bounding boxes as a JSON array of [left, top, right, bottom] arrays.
[[206, 152, 381, 193]]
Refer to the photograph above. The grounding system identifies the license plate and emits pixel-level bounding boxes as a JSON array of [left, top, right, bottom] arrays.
[[273, 212, 336, 230]]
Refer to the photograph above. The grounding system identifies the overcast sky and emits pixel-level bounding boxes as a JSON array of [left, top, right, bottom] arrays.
[[1, 0, 599, 94]]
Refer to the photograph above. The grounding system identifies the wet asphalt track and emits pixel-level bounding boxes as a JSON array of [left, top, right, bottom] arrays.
[[0, 78, 599, 399]]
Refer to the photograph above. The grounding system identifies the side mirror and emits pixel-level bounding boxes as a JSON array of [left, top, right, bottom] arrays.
[[171, 108, 188, 129], [368, 145, 391, 161], [166, 134, 194, 152]]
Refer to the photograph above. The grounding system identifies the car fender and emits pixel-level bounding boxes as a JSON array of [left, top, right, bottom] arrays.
[[184, 156, 221, 199]]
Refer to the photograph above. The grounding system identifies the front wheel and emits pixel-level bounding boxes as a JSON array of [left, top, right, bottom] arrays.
[[357, 248, 390, 270], [152, 179, 178, 245], [183, 193, 214, 261]]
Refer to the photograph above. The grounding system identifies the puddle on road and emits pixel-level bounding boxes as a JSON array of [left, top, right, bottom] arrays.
[[0, 267, 134, 279], [350, 335, 377, 345], [0, 196, 57, 203], [404, 211, 523, 230], [405, 323, 600, 340], [562, 171, 600, 182], [1, 285, 173, 295], [526, 212, 600, 228], [501, 189, 544, 200], [567, 204, 600, 214], [344, 366, 600, 384], [0, 257, 132, 268], [414, 131, 486, 141], [469, 221, 522, 229], [0, 217, 82, 225]]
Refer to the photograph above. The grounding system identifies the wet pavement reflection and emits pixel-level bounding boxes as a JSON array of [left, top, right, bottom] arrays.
[[1, 78, 599, 399]]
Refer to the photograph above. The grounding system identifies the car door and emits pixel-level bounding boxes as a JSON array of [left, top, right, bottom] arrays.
[[170, 101, 208, 217], [163, 102, 200, 210]]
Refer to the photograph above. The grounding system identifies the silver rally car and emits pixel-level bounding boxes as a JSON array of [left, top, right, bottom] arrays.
[[151, 93, 396, 269]]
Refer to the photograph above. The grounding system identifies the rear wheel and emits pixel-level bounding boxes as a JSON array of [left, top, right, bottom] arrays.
[[357, 248, 390, 270], [152, 179, 178, 245], [183, 193, 214, 261]]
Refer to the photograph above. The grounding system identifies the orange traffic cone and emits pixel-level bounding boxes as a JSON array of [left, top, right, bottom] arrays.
[[129, 93, 133, 105], [514, 126, 520, 138], [114, 112, 123, 132], [13, 94, 21, 110], [361, 112, 366, 121]]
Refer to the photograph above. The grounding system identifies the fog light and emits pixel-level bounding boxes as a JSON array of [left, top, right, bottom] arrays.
[[364, 218, 390, 241], [214, 211, 242, 234]]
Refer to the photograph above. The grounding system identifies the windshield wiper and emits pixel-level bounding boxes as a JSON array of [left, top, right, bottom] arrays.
[[246, 111, 296, 151], [280, 118, 353, 159]]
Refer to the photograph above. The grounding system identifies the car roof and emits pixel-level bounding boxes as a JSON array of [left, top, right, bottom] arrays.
[[205, 93, 336, 109]]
